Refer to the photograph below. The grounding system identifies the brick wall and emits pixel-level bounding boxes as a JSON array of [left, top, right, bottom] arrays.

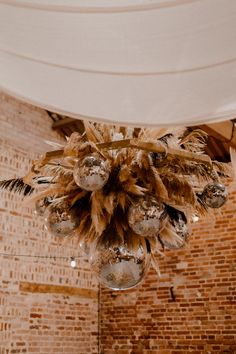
[[100, 186, 236, 353], [0, 93, 99, 354]]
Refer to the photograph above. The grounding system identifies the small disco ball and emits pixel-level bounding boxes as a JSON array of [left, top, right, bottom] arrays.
[[45, 200, 80, 237], [89, 232, 151, 290], [202, 182, 228, 208], [128, 196, 166, 237], [73, 154, 110, 191], [160, 208, 189, 250], [34, 197, 51, 216], [34, 199, 47, 216]]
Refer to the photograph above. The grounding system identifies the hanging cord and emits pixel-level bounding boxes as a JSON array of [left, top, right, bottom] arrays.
[[0, 252, 82, 261]]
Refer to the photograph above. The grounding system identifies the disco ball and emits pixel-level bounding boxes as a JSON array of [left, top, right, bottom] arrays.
[[34, 197, 51, 216], [128, 196, 166, 237], [45, 200, 80, 237], [34, 198, 47, 216], [202, 182, 228, 208], [89, 232, 151, 290], [73, 154, 110, 191]]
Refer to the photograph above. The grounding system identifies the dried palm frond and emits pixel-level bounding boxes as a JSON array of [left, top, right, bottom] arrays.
[[213, 160, 232, 178], [44, 140, 65, 149], [90, 190, 108, 234], [64, 132, 85, 156], [159, 222, 188, 249], [43, 163, 74, 179], [180, 129, 208, 153], [95, 124, 112, 142], [149, 166, 169, 200], [230, 146, 236, 179], [151, 254, 161, 277], [160, 173, 196, 206], [139, 127, 168, 140], [0, 178, 34, 196], [117, 191, 128, 211], [84, 121, 104, 143], [158, 158, 211, 182]]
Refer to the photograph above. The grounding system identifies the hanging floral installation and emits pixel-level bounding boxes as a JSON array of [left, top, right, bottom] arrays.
[[0, 122, 231, 290]]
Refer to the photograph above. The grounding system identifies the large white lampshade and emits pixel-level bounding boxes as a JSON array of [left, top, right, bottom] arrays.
[[0, 0, 236, 126]]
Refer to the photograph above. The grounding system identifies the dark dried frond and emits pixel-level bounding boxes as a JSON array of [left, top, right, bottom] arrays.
[[159, 133, 174, 146], [0, 178, 34, 196]]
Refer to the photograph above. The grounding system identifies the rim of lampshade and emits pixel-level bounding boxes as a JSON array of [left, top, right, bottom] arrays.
[[0, 0, 200, 13], [1, 84, 236, 128]]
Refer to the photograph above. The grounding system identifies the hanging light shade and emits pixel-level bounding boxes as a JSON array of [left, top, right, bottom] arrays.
[[0, 0, 236, 126]]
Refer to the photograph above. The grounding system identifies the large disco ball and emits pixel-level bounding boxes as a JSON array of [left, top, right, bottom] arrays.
[[201, 182, 228, 208], [159, 207, 189, 249], [128, 196, 166, 237], [73, 154, 110, 191], [45, 200, 80, 237], [89, 232, 151, 290]]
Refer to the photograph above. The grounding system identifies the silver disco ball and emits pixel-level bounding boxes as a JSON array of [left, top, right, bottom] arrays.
[[73, 154, 110, 191], [89, 232, 151, 290], [202, 182, 228, 208], [34, 198, 47, 216], [34, 197, 51, 216], [45, 200, 80, 237], [128, 196, 166, 237]]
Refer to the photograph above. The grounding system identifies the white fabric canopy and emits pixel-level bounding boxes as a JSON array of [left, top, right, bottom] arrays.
[[0, 0, 236, 126]]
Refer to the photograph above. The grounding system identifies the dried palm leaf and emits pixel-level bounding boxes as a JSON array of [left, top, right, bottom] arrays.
[[90, 190, 108, 234], [159, 223, 187, 249], [150, 166, 169, 200], [180, 129, 207, 153], [117, 191, 128, 211], [71, 190, 88, 206], [158, 158, 211, 182], [213, 160, 232, 178], [22, 185, 68, 205], [84, 121, 104, 143], [230, 146, 236, 179], [151, 254, 161, 277], [160, 173, 196, 206], [138, 127, 168, 140], [103, 192, 117, 215], [44, 140, 65, 149], [122, 180, 147, 197], [0, 178, 34, 196], [43, 164, 74, 179]]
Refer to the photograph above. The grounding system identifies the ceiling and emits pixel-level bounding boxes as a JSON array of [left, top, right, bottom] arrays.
[[47, 110, 236, 163]]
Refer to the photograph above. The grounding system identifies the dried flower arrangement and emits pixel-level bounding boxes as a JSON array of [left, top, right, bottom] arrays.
[[0, 122, 231, 290]]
